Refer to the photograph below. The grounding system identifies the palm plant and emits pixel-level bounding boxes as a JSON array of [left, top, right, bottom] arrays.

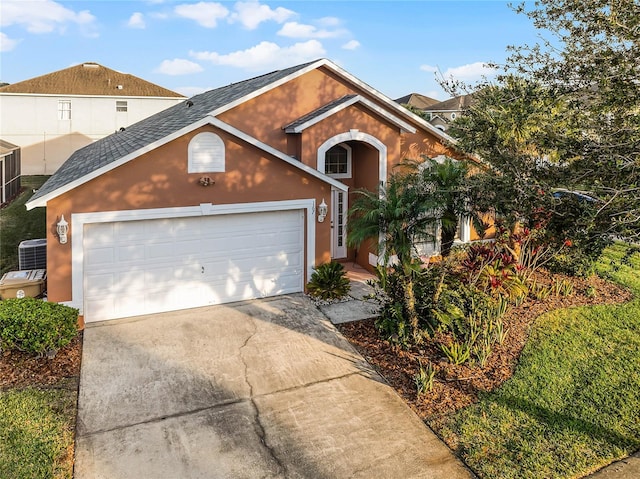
[[347, 172, 438, 339], [409, 156, 486, 258]]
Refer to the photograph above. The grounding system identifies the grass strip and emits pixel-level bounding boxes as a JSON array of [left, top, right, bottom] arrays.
[[0, 176, 48, 275], [0, 385, 76, 479], [435, 243, 640, 478]]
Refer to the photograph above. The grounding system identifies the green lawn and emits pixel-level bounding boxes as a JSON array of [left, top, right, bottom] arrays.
[[0, 383, 76, 479], [0, 176, 48, 275], [435, 243, 640, 478]]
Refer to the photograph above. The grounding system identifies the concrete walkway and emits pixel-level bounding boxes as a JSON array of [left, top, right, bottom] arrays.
[[75, 295, 471, 479], [318, 263, 379, 324], [586, 452, 640, 479]]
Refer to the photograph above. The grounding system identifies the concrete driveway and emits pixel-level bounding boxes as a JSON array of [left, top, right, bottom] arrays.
[[75, 294, 471, 479]]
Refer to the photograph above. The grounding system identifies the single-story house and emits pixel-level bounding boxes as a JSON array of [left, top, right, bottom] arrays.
[[26, 59, 482, 323]]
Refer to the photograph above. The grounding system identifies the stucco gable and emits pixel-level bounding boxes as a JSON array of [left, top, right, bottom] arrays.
[[26, 58, 455, 209], [283, 94, 416, 134], [26, 116, 346, 209]]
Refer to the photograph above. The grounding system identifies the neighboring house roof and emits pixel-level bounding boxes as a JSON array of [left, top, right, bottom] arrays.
[[27, 59, 455, 209], [424, 94, 475, 113], [0, 140, 20, 155], [0, 62, 184, 97], [394, 93, 440, 109]]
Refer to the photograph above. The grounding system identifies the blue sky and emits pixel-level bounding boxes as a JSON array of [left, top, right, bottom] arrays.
[[0, 1, 543, 100]]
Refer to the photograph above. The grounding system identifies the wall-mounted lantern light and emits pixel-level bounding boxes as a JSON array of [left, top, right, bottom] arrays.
[[317, 199, 328, 223], [56, 215, 69, 244]]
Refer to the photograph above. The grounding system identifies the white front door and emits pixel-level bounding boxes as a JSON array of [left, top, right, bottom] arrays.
[[332, 189, 347, 258]]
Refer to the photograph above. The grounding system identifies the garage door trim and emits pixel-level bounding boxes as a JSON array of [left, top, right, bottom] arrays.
[[68, 199, 316, 315]]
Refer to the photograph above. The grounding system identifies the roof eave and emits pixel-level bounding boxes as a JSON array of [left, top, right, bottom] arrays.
[[25, 115, 347, 210], [284, 95, 417, 134]]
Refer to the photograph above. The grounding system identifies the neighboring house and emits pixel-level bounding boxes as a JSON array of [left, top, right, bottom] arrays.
[[0, 140, 20, 204], [26, 58, 483, 323], [0, 62, 185, 175], [421, 94, 475, 131], [394, 93, 440, 110]]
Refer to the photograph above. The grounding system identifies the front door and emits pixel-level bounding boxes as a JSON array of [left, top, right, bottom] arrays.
[[332, 189, 347, 258]]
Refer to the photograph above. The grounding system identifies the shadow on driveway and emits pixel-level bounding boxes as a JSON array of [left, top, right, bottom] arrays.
[[75, 294, 471, 479]]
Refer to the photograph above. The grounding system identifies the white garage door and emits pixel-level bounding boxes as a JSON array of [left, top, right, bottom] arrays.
[[83, 209, 304, 322]]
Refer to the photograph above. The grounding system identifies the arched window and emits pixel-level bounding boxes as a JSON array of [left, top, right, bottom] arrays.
[[188, 132, 225, 173], [324, 144, 352, 178]]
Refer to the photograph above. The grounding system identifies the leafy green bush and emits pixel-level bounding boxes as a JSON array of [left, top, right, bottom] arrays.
[[306, 261, 351, 300], [0, 298, 78, 356]]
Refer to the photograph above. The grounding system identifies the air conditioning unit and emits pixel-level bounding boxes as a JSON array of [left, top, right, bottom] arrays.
[[18, 238, 47, 270]]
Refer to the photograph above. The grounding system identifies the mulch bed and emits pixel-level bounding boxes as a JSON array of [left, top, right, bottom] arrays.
[[0, 332, 83, 391], [337, 271, 633, 422]]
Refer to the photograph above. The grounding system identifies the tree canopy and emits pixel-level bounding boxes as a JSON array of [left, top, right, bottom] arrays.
[[449, 0, 640, 245]]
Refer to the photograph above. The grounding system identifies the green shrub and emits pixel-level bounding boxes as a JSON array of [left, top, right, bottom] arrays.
[[0, 298, 78, 356], [414, 361, 437, 396], [307, 261, 351, 300]]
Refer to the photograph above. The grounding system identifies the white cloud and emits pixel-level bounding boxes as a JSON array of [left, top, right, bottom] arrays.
[[155, 58, 204, 75], [0, 0, 96, 34], [174, 2, 229, 28], [317, 16, 341, 27], [190, 40, 325, 71], [175, 86, 212, 97], [442, 62, 497, 81], [127, 12, 146, 29], [230, 1, 295, 30], [341, 40, 360, 50], [420, 64, 439, 73], [277, 21, 344, 39], [0, 32, 19, 52]]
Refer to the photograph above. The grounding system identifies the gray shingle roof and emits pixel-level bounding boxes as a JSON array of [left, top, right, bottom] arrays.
[[283, 94, 356, 132], [423, 94, 475, 112], [31, 61, 318, 203]]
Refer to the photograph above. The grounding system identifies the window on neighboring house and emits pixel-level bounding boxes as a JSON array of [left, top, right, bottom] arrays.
[[450, 112, 457, 120], [116, 101, 128, 112], [188, 132, 225, 173], [324, 144, 352, 178], [58, 100, 71, 120]]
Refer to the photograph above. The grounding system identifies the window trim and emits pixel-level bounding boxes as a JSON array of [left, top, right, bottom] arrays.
[[58, 100, 71, 120], [324, 143, 352, 179]]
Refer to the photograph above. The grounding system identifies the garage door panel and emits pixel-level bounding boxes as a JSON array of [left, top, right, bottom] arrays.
[[84, 209, 304, 322], [85, 247, 115, 266]]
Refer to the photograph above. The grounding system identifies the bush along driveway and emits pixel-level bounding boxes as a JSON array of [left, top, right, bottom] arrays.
[[0, 299, 81, 479]]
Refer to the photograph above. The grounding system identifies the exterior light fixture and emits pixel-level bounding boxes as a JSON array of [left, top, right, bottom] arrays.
[[56, 215, 69, 244], [199, 176, 214, 187], [317, 199, 328, 223]]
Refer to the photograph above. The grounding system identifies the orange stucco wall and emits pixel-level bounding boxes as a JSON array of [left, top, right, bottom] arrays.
[[219, 68, 355, 152], [46, 125, 331, 303], [47, 66, 470, 303]]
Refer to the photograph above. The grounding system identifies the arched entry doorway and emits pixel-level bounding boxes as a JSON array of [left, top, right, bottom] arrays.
[[317, 131, 387, 267]]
